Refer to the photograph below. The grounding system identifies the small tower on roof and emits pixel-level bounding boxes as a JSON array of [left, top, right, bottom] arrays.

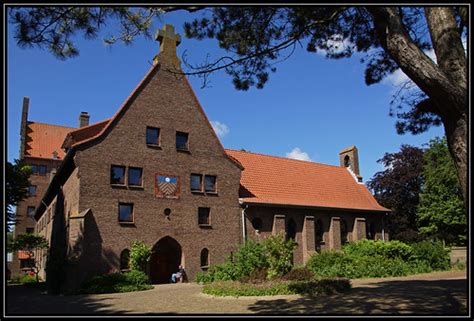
[[339, 145, 363, 183], [153, 24, 182, 68]]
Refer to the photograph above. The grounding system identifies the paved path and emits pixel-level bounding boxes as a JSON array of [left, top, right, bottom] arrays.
[[6, 270, 468, 315]]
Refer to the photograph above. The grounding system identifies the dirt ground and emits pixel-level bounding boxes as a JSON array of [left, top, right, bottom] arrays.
[[6, 270, 468, 316]]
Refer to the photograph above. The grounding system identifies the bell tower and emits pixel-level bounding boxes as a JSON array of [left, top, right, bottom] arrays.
[[339, 146, 363, 182]]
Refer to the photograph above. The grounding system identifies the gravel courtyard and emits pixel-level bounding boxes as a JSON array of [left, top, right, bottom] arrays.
[[6, 270, 468, 316]]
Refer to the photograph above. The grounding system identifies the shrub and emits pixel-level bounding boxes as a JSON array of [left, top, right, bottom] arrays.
[[196, 236, 297, 283], [263, 234, 297, 279], [281, 266, 314, 281], [130, 241, 152, 273], [79, 270, 153, 294], [410, 240, 450, 270], [196, 261, 239, 284], [233, 239, 268, 278], [203, 278, 351, 297], [306, 250, 353, 278], [288, 278, 351, 295], [343, 239, 414, 261], [240, 268, 268, 284]]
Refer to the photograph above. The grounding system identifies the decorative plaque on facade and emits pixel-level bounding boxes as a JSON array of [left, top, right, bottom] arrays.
[[155, 174, 180, 199]]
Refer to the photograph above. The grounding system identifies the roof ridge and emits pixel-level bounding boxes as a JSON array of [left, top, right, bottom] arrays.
[[224, 148, 345, 170], [67, 118, 112, 134], [28, 121, 76, 129]]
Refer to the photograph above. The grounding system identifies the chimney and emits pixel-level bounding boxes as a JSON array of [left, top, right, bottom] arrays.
[[339, 145, 363, 182], [78, 112, 90, 127], [19, 97, 30, 160]]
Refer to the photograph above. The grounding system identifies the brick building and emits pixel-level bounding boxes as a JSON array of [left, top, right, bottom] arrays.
[[12, 24, 389, 291]]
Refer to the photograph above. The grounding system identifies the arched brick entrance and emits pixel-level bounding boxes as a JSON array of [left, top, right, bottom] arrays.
[[150, 236, 182, 284]]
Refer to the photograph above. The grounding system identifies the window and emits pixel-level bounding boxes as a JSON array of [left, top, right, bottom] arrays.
[[120, 249, 131, 271], [128, 167, 143, 186], [20, 258, 35, 269], [204, 175, 217, 193], [118, 203, 134, 223], [286, 218, 297, 241], [27, 206, 35, 217], [344, 155, 351, 168], [200, 248, 209, 268], [111, 165, 125, 185], [251, 218, 263, 231], [340, 219, 348, 244], [26, 228, 34, 234], [146, 127, 160, 146], [176, 131, 189, 150], [367, 222, 376, 240], [198, 207, 210, 225], [316, 219, 324, 243], [190, 174, 203, 192], [38, 165, 47, 175], [30, 164, 38, 174], [28, 185, 37, 196]]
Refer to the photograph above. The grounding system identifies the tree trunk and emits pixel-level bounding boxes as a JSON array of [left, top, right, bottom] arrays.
[[444, 113, 468, 208], [368, 7, 468, 207]]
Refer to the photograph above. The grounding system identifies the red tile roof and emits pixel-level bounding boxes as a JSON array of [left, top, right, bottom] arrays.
[[18, 250, 32, 259], [225, 149, 389, 212], [25, 122, 75, 159]]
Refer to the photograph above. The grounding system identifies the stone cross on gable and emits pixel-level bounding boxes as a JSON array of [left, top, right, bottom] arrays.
[[154, 24, 181, 67]]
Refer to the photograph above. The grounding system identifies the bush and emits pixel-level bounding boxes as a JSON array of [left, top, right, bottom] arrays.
[[240, 268, 268, 284], [343, 239, 414, 261], [203, 278, 351, 297], [281, 266, 314, 281], [196, 235, 297, 283], [263, 234, 297, 279], [410, 240, 450, 270], [79, 270, 153, 294], [196, 261, 240, 284], [130, 241, 152, 273], [9, 273, 39, 285], [306, 251, 353, 278], [233, 239, 268, 278]]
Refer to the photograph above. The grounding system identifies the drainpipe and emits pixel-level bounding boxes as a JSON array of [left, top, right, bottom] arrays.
[[241, 203, 248, 243]]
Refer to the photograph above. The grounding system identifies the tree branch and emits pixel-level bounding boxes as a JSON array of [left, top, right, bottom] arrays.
[[367, 7, 466, 118]]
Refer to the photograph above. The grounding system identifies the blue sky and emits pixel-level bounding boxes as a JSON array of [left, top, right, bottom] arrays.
[[6, 8, 445, 183]]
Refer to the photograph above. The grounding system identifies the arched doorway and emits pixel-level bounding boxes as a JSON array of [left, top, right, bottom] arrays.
[[150, 236, 182, 284]]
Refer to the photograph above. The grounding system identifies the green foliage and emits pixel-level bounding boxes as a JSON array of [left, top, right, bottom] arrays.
[[9, 233, 49, 253], [6, 159, 31, 229], [233, 239, 268, 278], [10, 273, 39, 284], [196, 261, 240, 283], [79, 270, 152, 294], [202, 278, 351, 297], [262, 234, 297, 279], [239, 268, 268, 284], [410, 240, 450, 271], [130, 241, 152, 273], [343, 239, 414, 261], [196, 235, 296, 283], [281, 266, 315, 281], [9, 7, 165, 59], [416, 137, 467, 246], [307, 239, 449, 279]]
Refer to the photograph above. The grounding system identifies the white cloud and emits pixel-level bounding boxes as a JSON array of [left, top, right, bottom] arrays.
[[316, 34, 354, 56], [286, 147, 312, 162], [210, 121, 229, 138]]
